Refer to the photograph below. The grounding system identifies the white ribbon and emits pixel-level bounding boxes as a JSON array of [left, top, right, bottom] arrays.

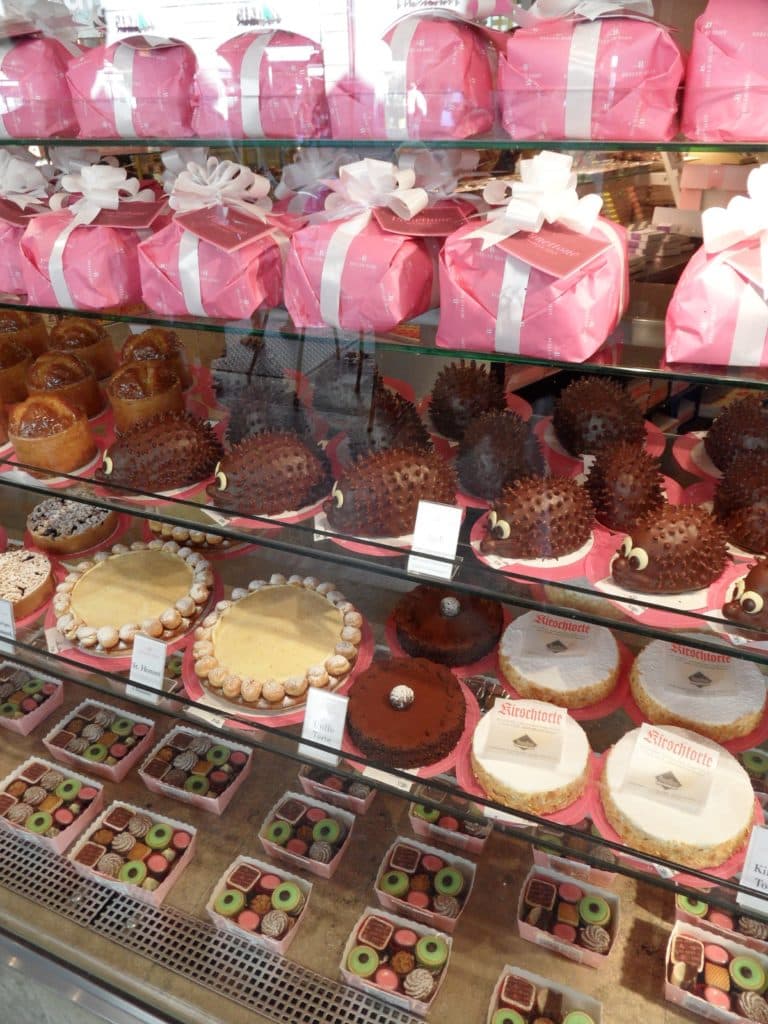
[[565, 21, 602, 138], [275, 148, 357, 203], [0, 150, 48, 210], [518, 0, 653, 21], [240, 31, 275, 137], [169, 156, 273, 219], [110, 43, 137, 137], [703, 165, 768, 300], [48, 147, 115, 177], [397, 148, 481, 200], [161, 148, 209, 193]]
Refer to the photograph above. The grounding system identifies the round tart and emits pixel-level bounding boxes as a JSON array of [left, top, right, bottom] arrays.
[[106, 362, 183, 434], [8, 396, 96, 475], [346, 656, 466, 769], [0, 310, 48, 357], [0, 548, 54, 619], [499, 611, 620, 709], [27, 352, 104, 419], [193, 576, 363, 709], [630, 639, 766, 742], [120, 328, 191, 388], [53, 541, 213, 654], [471, 698, 590, 813], [392, 585, 503, 667], [27, 496, 119, 556], [0, 337, 32, 404], [49, 318, 116, 380], [600, 726, 754, 868]]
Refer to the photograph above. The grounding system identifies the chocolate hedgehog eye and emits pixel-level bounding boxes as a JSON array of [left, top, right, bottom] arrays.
[[741, 591, 765, 615], [628, 547, 649, 571], [492, 519, 511, 540]]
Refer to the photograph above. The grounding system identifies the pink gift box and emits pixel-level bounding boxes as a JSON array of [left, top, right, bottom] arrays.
[[675, 901, 768, 957], [0, 756, 104, 855], [328, 15, 495, 141], [42, 699, 156, 783], [67, 35, 196, 140], [0, 669, 63, 737], [0, 35, 79, 138], [683, 0, 768, 143], [258, 790, 355, 880], [487, 966, 603, 1024], [499, 15, 684, 142], [193, 30, 330, 140], [436, 218, 628, 360], [297, 766, 376, 815]]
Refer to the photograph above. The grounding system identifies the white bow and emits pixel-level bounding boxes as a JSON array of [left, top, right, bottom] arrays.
[[397, 149, 480, 201], [49, 165, 156, 225], [0, 151, 49, 210], [703, 165, 768, 299], [169, 157, 272, 220], [161, 148, 209, 193], [323, 158, 429, 222], [516, 0, 653, 23], [275, 148, 357, 200], [467, 151, 602, 250]]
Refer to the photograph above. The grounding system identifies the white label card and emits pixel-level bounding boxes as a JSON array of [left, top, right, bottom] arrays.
[[0, 598, 15, 656], [407, 500, 463, 581], [738, 826, 768, 914], [523, 613, 592, 659], [621, 723, 719, 813], [363, 766, 415, 793], [298, 688, 348, 767], [186, 705, 226, 730], [481, 699, 567, 767], [126, 635, 167, 706], [667, 643, 739, 698], [45, 628, 68, 656]]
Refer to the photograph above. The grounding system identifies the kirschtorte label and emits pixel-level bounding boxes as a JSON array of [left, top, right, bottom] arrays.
[[481, 699, 566, 766], [522, 613, 592, 660], [666, 644, 739, 699], [622, 723, 719, 812]]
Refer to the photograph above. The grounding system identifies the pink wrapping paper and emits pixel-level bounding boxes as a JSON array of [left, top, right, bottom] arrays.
[[327, 16, 495, 141], [284, 216, 435, 333], [499, 16, 684, 141], [0, 221, 28, 294], [683, 0, 768, 142], [193, 30, 330, 139], [67, 36, 196, 139], [436, 218, 628, 359], [0, 36, 79, 138], [665, 241, 768, 367]]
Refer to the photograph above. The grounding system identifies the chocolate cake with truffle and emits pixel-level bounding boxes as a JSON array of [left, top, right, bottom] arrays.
[[552, 376, 645, 455], [480, 478, 594, 559], [428, 360, 504, 441], [346, 656, 466, 769], [392, 585, 503, 667], [705, 396, 768, 471], [714, 452, 768, 554], [324, 449, 457, 538], [723, 560, 768, 636], [347, 389, 431, 461], [208, 432, 331, 517], [585, 441, 665, 533], [96, 411, 223, 494], [611, 504, 728, 594], [225, 379, 313, 446], [456, 410, 544, 500]]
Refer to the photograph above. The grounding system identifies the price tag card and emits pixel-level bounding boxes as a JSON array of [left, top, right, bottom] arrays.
[[621, 723, 719, 813], [738, 826, 768, 914], [0, 598, 15, 656], [480, 699, 567, 767], [126, 635, 167, 706], [45, 628, 68, 656], [407, 500, 463, 581], [666, 643, 739, 698], [363, 766, 415, 793], [298, 688, 349, 767], [187, 705, 226, 730]]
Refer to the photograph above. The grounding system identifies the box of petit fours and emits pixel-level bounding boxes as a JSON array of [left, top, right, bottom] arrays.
[[517, 866, 621, 969], [0, 662, 62, 736], [206, 855, 312, 955], [68, 800, 196, 906], [43, 699, 155, 783], [675, 892, 768, 957], [340, 907, 452, 1016], [665, 921, 768, 1023], [408, 779, 491, 856], [259, 791, 354, 880], [0, 756, 104, 855], [139, 725, 252, 815], [297, 765, 376, 815], [375, 838, 476, 935], [487, 965, 603, 1024]]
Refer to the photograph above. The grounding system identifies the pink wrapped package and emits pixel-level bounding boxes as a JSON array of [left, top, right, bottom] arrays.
[[437, 152, 628, 360], [0, 153, 52, 295], [193, 30, 329, 139], [328, 15, 496, 141], [499, 10, 684, 141], [0, 34, 79, 138], [67, 36, 196, 139]]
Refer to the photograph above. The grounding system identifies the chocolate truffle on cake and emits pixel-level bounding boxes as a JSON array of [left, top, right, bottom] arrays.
[[225, 379, 313, 446], [208, 431, 331, 516], [324, 449, 457, 538], [714, 453, 768, 554], [393, 585, 503, 667], [553, 376, 645, 455], [705, 396, 768, 471], [722, 560, 768, 636], [347, 389, 431, 461], [456, 410, 544, 500], [428, 360, 505, 441], [612, 504, 728, 594], [480, 478, 594, 559], [585, 441, 665, 533], [96, 411, 223, 494]]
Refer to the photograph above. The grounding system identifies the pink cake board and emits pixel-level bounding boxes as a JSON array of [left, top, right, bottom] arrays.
[[671, 431, 722, 481], [470, 514, 595, 583], [342, 679, 481, 780], [682, 478, 717, 507], [181, 620, 375, 730], [213, 493, 329, 533], [534, 418, 666, 479], [24, 514, 131, 565], [139, 518, 255, 560], [92, 477, 211, 508], [2, 447, 102, 490], [316, 500, 467, 559]]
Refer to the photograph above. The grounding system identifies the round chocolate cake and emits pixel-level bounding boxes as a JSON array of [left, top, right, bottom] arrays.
[[346, 388, 431, 461], [714, 452, 768, 554], [225, 379, 313, 446], [705, 396, 768, 471], [585, 441, 665, 533], [393, 585, 503, 667], [552, 377, 645, 455], [346, 656, 466, 769], [428, 361, 505, 441], [480, 478, 595, 559], [723, 560, 768, 635], [612, 504, 728, 594], [456, 410, 544, 500]]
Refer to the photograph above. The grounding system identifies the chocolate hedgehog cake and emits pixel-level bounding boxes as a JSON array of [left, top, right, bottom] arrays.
[[714, 452, 768, 554], [456, 410, 544, 500], [723, 560, 768, 636], [346, 389, 431, 461], [480, 478, 595, 559], [705, 395, 768, 471], [392, 585, 503, 667], [428, 360, 505, 441], [585, 441, 665, 533], [552, 376, 645, 455]]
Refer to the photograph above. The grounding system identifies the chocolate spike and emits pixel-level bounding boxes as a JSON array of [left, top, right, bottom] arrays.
[[456, 409, 544, 500], [428, 361, 505, 441], [553, 376, 645, 455], [585, 441, 665, 532], [705, 396, 768, 471]]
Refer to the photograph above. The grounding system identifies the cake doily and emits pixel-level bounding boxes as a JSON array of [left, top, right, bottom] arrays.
[[25, 513, 132, 566], [211, 493, 330, 534], [671, 431, 722, 481], [470, 514, 594, 583], [535, 418, 666, 479]]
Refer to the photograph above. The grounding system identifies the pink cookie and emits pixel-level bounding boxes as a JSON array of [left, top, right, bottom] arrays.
[[704, 986, 731, 1011], [553, 923, 577, 943], [421, 854, 445, 874], [708, 911, 735, 931], [305, 807, 326, 824], [704, 944, 730, 966], [237, 909, 260, 932], [558, 882, 583, 904], [260, 874, 281, 893], [375, 967, 400, 991], [406, 891, 430, 909], [287, 838, 308, 856], [437, 816, 459, 832]]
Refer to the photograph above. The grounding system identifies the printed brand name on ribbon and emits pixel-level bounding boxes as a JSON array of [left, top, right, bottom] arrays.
[[482, 699, 567, 766], [523, 613, 591, 658], [621, 722, 719, 812]]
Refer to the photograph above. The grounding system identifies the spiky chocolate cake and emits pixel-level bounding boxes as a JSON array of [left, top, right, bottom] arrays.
[[480, 477, 595, 559], [346, 388, 431, 461], [585, 441, 665, 533], [456, 410, 544, 500], [552, 376, 645, 455], [428, 360, 505, 441], [705, 396, 768, 471], [714, 452, 768, 554]]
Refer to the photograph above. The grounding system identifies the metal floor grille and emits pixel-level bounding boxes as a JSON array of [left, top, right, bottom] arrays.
[[0, 830, 419, 1024]]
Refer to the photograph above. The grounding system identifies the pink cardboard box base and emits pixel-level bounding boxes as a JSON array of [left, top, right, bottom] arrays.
[[206, 855, 312, 956], [532, 848, 617, 889], [297, 766, 376, 815], [408, 782, 490, 855], [675, 905, 768, 957], [43, 699, 156, 783], [258, 790, 354, 880], [487, 965, 603, 1024], [0, 673, 63, 736]]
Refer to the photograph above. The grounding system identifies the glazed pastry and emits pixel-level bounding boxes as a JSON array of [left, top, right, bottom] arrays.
[[723, 560, 768, 636], [8, 395, 96, 475], [49, 318, 116, 379], [705, 396, 768, 471], [26, 496, 118, 555], [481, 478, 594, 559], [0, 310, 48, 357], [611, 504, 728, 594], [585, 441, 665, 533], [225, 379, 313, 446], [456, 410, 544, 500], [346, 388, 432, 461], [26, 352, 104, 419], [553, 376, 645, 455], [120, 328, 191, 388], [714, 453, 768, 554], [106, 362, 183, 433], [0, 337, 32, 404], [429, 360, 505, 441]]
